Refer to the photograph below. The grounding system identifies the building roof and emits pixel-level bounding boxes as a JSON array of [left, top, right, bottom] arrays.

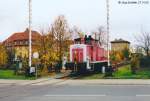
[[111, 38, 130, 44], [3, 28, 41, 43]]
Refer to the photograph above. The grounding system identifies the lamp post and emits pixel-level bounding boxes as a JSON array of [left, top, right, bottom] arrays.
[[29, 0, 32, 68], [106, 0, 110, 66]]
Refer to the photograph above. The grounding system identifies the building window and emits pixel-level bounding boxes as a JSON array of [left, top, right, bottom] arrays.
[[25, 41, 28, 45], [14, 41, 17, 45], [20, 41, 22, 45]]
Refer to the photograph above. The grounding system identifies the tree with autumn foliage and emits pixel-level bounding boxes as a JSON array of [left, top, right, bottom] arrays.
[[131, 54, 140, 74], [110, 51, 117, 64], [110, 50, 124, 64], [38, 28, 57, 66], [51, 15, 72, 63], [122, 48, 130, 60], [0, 44, 8, 67], [37, 15, 72, 73]]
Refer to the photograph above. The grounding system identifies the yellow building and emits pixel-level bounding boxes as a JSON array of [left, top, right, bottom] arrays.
[[3, 28, 41, 60], [111, 39, 130, 51]]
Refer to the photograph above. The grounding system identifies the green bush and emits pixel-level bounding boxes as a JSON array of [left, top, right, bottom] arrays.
[[0, 69, 35, 79], [131, 55, 140, 74], [140, 56, 150, 67]]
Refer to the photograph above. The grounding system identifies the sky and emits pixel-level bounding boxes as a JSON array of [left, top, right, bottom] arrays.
[[0, 0, 150, 45]]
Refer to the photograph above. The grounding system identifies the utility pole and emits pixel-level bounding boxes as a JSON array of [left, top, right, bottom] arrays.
[[106, 0, 110, 66], [29, 0, 32, 68]]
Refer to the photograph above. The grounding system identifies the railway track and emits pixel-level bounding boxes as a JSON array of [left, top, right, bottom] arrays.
[[57, 71, 96, 80]]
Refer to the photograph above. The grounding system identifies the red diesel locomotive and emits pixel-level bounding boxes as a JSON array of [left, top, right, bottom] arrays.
[[66, 35, 108, 73]]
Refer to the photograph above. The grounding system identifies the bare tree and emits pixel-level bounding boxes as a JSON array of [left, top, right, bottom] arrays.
[[136, 32, 150, 57], [70, 26, 82, 39], [92, 26, 107, 46]]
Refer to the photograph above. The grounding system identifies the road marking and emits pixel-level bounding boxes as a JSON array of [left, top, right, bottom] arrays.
[[136, 95, 150, 97], [44, 94, 106, 97]]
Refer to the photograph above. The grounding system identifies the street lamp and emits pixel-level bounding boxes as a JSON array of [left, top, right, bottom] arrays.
[[29, 0, 32, 68], [106, 0, 110, 66]]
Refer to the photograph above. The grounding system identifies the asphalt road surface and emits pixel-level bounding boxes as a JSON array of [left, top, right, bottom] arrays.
[[1, 80, 150, 101]]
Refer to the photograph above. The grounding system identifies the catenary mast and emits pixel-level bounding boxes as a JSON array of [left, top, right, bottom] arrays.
[[29, 0, 32, 68], [106, 0, 110, 66]]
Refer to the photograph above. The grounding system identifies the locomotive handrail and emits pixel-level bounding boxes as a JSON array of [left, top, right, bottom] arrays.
[[90, 60, 108, 64]]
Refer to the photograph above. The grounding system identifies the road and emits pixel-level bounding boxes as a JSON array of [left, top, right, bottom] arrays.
[[0, 80, 150, 101]]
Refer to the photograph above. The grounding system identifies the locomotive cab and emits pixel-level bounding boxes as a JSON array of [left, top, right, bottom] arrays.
[[66, 35, 108, 73]]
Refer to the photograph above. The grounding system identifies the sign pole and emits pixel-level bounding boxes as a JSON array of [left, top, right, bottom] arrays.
[[33, 52, 39, 79]]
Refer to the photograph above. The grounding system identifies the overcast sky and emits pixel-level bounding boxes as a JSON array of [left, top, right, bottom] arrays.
[[0, 0, 150, 45]]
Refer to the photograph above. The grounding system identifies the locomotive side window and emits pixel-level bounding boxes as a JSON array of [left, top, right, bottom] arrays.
[[72, 48, 84, 63], [73, 51, 77, 63]]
